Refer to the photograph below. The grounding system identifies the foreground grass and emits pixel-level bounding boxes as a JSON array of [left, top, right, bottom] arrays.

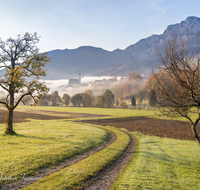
[[0, 120, 110, 186], [23, 125, 130, 190], [111, 132, 200, 190]]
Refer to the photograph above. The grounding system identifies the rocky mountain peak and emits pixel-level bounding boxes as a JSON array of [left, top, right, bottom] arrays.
[[164, 16, 200, 36], [125, 16, 200, 60]]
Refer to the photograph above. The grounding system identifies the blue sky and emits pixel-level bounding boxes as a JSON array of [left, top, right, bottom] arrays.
[[0, 0, 200, 52]]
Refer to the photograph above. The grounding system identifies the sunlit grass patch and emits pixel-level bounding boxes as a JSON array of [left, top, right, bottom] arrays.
[[111, 132, 200, 190], [0, 120, 109, 186], [18, 105, 155, 118], [17, 105, 200, 123]]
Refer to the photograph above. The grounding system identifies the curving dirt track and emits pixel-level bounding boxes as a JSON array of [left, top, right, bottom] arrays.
[[83, 116, 200, 141]]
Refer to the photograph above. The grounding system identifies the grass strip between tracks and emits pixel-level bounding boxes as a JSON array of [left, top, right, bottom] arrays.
[[23, 125, 130, 190]]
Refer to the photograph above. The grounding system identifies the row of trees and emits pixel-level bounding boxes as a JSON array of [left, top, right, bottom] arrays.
[[37, 88, 157, 109], [38, 89, 115, 108]]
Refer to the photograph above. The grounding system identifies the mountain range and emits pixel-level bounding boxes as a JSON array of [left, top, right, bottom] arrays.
[[4, 16, 200, 80]]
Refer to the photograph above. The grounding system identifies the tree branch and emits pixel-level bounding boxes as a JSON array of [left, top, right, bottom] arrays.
[[0, 100, 9, 109], [14, 92, 31, 110]]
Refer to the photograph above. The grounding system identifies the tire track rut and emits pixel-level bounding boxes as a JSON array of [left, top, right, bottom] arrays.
[[85, 131, 137, 190]]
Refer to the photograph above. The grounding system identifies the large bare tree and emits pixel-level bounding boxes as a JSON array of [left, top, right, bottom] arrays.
[[0, 33, 50, 134], [154, 33, 200, 145]]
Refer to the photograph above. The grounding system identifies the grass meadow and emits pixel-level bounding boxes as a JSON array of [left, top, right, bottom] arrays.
[[111, 132, 200, 189], [17, 105, 156, 119], [0, 105, 200, 189], [0, 119, 110, 186], [17, 105, 200, 122]]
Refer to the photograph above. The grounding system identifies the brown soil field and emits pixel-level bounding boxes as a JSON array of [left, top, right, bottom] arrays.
[[83, 117, 200, 141]]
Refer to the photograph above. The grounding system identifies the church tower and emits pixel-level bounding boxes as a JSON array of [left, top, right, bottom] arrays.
[[79, 70, 81, 85]]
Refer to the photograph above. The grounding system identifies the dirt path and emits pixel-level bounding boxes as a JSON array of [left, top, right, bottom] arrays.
[[85, 132, 137, 190]]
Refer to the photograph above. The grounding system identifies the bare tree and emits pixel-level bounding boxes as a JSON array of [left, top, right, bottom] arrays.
[[0, 33, 50, 134], [155, 32, 200, 145]]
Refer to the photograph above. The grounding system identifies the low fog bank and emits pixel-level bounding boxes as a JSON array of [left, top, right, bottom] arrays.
[[0, 72, 146, 105], [42, 76, 120, 97], [42, 72, 145, 100]]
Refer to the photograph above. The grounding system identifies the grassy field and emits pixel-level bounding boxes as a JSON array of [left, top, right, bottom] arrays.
[[111, 132, 200, 190], [0, 119, 110, 186], [17, 105, 156, 118], [17, 105, 200, 122], [1, 106, 200, 189]]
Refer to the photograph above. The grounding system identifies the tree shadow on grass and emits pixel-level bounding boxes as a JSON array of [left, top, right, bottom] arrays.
[[135, 150, 197, 167], [1, 132, 108, 149]]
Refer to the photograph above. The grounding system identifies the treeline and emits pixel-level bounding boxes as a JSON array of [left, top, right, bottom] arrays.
[[37, 89, 115, 108], [1, 71, 158, 109], [17, 71, 158, 108], [90, 71, 157, 108]]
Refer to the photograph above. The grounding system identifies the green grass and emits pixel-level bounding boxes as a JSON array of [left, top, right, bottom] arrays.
[[111, 132, 200, 190], [0, 120, 110, 186], [23, 125, 130, 190], [17, 105, 155, 118], [18, 105, 196, 122], [16, 105, 200, 123], [2, 106, 200, 189]]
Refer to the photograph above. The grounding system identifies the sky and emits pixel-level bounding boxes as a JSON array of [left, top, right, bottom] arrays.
[[0, 0, 200, 53]]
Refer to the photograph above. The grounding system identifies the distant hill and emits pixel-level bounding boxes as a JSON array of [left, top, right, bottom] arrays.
[[44, 46, 134, 79]]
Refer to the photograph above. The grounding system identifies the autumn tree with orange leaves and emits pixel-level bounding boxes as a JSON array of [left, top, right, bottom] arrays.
[[0, 33, 50, 134], [154, 32, 200, 145]]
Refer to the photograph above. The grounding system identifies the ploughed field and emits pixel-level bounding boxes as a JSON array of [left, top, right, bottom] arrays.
[[83, 117, 200, 141]]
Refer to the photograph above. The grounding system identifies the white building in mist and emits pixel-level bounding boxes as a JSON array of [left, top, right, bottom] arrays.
[[68, 70, 81, 86]]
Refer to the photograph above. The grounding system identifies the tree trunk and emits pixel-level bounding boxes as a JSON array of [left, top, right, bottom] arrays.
[[6, 108, 14, 134], [5, 84, 15, 134], [191, 121, 200, 146]]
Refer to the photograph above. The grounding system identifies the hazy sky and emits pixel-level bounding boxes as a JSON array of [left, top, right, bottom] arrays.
[[0, 0, 200, 52]]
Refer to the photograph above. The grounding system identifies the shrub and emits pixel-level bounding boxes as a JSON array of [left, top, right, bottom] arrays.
[[119, 101, 128, 109]]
